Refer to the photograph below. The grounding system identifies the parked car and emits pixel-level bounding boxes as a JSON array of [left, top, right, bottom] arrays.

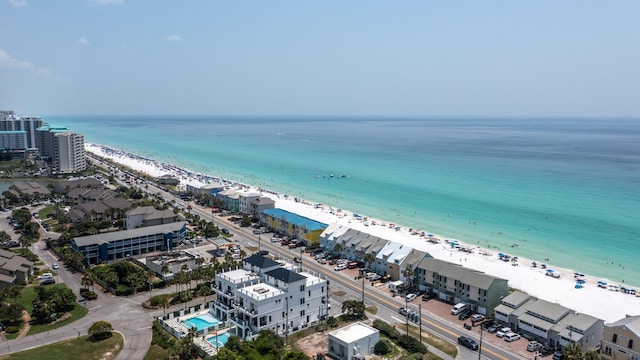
[[457, 336, 479, 351], [334, 264, 347, 271], [317, 258, 327, 264], [421, 293, 434, 301], [458, 309, 472, 320], [293, 257, 302, 263], [487, 324, 501, 333], [40, 278, 55, 285], [504, 333, 521, 342], [552, 351, 565, 360], [496, 327, 512, 337], [527, 341, 543, 352], [471, 314, 485, 323], [405, 293, 417, 302], [257, 250, 269, 256]]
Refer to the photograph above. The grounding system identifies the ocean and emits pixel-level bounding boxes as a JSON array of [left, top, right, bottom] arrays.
[[48, 116, 640, 286]]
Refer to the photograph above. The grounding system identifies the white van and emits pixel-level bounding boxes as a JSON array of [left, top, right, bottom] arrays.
[[450, 303, 469, 315]]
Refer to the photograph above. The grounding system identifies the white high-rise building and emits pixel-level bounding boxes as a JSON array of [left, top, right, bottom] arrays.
[[52, 130, 86, 174]]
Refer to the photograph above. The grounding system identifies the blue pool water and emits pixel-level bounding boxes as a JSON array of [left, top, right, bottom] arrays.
[[207, 332, 231, 348], [181, 313, 222, 331]]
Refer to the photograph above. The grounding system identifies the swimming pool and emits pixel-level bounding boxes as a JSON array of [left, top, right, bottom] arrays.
[[181, 313, 222, 331], [207, 332, 231, 348]]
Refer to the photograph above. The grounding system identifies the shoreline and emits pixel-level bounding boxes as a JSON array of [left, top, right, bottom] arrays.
[[85, 143, 639, 323]]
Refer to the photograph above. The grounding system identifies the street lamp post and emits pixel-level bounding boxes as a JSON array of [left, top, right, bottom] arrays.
[[478, 324, 484, 360]]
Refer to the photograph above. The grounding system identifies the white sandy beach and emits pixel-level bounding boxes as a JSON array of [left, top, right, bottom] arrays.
[[86, 143, 639, 323]]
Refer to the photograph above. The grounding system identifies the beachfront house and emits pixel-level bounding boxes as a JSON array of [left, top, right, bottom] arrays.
[[381, 243, 413, 281], [238, 192, 260, 215], [392, 249, 431, 287], [319, 223, 350, 254], [249, 197, 275, 219], [0, 249, 34, 288], [185, 181, 225, 198], [373, 241, 405, 275], [211, 255, 328, 340], [354, 236, 388, 269], [71, 222, 187, 265], [217, 189, 240, 213], [416, 257, 508, 315], [67, 197, 131, 223], [260, 208, 327, 245], [601, 315, 640, 360], [494, 292, 603, 350]]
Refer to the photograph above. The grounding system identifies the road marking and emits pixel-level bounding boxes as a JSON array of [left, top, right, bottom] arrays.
[[137, 326, 152, 331], [390, 316, 404, 323], [89, 305, 102, 311]]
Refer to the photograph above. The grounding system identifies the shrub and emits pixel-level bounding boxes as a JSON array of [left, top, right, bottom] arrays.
[[5, 326, 20, 334], [88, 320, 113, 341], [397, 334, 427, 354], [150, 294, 172, 307], [399, 353, 425, 360], [373, 319, 400, 340], [83, 291, 98, 300], [374, 339, 392, 355]]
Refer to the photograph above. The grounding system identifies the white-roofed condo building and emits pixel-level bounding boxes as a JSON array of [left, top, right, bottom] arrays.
[[211, 254, 329, 340]]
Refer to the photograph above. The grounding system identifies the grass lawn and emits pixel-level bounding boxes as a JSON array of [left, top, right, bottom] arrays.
[[38, 205, 53, 219], [143, 344, 170, 360], [0, 332, 123, 360], [6, 284, 89, 337], [395, 322, 458, 358]]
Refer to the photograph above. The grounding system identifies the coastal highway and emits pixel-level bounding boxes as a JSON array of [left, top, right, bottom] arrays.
[[185, 205, 528, 360], [88, 154, 527, 360]]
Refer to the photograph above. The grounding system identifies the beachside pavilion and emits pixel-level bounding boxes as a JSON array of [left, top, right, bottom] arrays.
[[71, 222, 187, 265], [494, 291, 603, 351], [260, 208, 327, 245]]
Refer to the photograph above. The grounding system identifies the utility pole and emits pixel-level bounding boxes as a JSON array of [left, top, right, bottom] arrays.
[[361, 271, 365, 303], [405, 296, 409, 336], [419, 304, 422, 343], [258, 233, 261, 252], [478, 324, 483, 360]]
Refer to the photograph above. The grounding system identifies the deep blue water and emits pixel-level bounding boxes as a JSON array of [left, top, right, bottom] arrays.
[[49, 116, 640, 286]]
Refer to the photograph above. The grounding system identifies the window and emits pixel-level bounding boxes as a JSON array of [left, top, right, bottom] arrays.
[[300, 285, 305, 291], [613, 334, 618, 343], [604, 346, 611, 355], [629, 339, 633, 348]]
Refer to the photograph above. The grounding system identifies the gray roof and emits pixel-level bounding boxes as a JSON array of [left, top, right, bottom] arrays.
[[401, 249, 431, 268], [0, 249, 33, 273], [244, 254, 279, 269], [501, 291, 532, 308], [525, 299, 571, 323], [494, 303, 516, 316], [72, 222, 185, 247], [607, 315, 640, 336], [418, 258, 505, 290], [54, 178, 101, 193], [519, 312, 556, 331], [265, 268, 306, 283]]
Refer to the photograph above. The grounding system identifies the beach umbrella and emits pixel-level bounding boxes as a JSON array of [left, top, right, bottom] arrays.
[[576, 279, 586, 284], [498, 253, 505, 257], [546, 269, 554, 273]]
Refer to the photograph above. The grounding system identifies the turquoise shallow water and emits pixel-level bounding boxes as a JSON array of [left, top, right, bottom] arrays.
[[49, 116, 640, 286]]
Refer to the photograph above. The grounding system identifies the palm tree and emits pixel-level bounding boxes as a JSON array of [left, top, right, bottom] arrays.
[[363, 252, 376, 270], [404, 266, 415, 288], [333, 243, 343, 257], [104, 271, 119, 288], [562, 342, 584, 360], [161, 264, 170, 281], [147, 269, 155, 301], [158, 295, 170, 316], [6, 285, 22, 305]]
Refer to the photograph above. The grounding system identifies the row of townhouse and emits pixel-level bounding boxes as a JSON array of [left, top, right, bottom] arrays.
[[260, 208, 327, 245], [215, 189, 277, 219], [320, 223, 508, 315], [0, 249, 34, 288], [494, 291, 603, 351], [211, 254, 329, 340]]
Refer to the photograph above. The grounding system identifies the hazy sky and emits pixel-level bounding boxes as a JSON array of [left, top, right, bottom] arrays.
[[1, 1, 639, 117]]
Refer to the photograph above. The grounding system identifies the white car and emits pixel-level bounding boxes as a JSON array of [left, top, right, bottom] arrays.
[[405, 293, 417, 302], [496, 327, 512, 338], [52, 263, 60, 269], [334, 264, 347, 271], [504, 333, 521, 342]]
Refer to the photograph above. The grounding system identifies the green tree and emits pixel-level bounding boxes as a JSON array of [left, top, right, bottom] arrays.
[[282, 350, 310, 360], [341, 300, 366, 320], [173, 327, 199, 360], [562, 342, 584, 360], [374, 339, 392, 355], [212, 347, 240, 360], [333, 243, 343, 256], [363, 252, 376, 269], [88, 320, 113, 341]]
